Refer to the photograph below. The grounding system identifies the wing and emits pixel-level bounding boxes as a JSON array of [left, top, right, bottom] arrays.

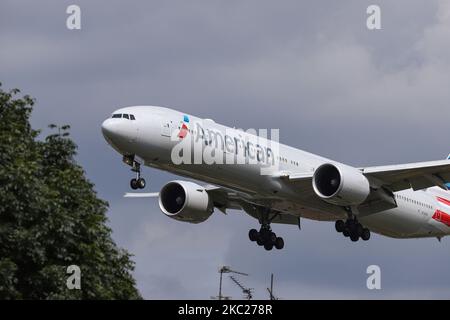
[[202, 185, 243, 212], [204, 185, 300, 225], [279, 172, 348, 217], [280, 159, 450, 217], [362, 159, 450, 191], [124, 185, 300, 225], [282, 159, 450, 192]]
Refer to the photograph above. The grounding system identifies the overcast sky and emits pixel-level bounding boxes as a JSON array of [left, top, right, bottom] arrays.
[[2, 0, 450, 299]]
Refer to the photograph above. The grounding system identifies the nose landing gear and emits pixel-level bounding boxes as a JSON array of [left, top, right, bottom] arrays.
[[130, 174, 146, 190], [123, 155, 146, 190]]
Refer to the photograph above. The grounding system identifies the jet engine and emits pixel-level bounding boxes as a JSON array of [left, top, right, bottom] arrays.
[[158, 180, 213, 223], [312, 163, 370, 206]]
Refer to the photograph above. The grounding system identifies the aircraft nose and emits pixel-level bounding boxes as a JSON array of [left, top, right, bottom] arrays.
[[101, 118, 138, 147], [101, 118, 117, 142]]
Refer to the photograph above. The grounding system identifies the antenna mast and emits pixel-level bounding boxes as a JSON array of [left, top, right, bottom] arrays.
[[267, 273, 278, 300], [213, 266, 249, 300], [229, 275, 253, 300]]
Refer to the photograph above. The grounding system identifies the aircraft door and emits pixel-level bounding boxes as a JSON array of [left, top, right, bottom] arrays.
[[161, 119, 173, 137]]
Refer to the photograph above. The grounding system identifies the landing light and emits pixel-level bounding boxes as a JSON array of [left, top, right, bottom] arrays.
[[123, 155, 134, 166]]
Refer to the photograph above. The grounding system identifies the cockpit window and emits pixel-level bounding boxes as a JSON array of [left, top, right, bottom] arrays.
[[111, 113, 135, 120]]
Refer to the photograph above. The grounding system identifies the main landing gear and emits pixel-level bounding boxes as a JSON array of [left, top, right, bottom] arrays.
[[249, 227, 284, 251], [335, 217, 370, 242], [123, 155, 146, 190], [248, 208, 285, 251]]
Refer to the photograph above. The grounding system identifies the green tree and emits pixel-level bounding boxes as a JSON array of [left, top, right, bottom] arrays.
[[0, 83, 141, 299]]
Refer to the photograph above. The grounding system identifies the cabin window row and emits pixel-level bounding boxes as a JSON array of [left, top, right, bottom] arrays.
[[277, 156, 299, 166], [395, 194, 432, 209]]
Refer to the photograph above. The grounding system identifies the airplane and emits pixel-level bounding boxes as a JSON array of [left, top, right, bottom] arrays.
[[101, 106, 450, 251]]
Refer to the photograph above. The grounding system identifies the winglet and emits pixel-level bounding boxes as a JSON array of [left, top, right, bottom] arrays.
[[447, 154, 450, 160]]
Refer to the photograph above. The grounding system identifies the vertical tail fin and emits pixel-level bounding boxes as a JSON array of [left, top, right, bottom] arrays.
[[446, 154, 450, 189]]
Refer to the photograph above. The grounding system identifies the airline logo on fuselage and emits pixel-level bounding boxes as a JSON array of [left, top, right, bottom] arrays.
[[192, 122, 275, 165], [170, 118, 280, 174], [178, 115, 190, 139]]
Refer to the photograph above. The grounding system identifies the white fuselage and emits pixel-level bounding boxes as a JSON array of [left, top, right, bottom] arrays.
[[101, 106, 450, 239]]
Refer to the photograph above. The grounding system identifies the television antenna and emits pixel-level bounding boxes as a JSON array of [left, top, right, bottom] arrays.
[[229, 275, 253, 300], [212, 266, 249, 300], [267, 273, 278, 300]]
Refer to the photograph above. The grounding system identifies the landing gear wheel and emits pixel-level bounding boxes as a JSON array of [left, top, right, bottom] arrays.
[[250, 207, 287, 251], [342, 208, 371, 242], [269, 232, 277, 244], [256, 236, 264, 246], [249, 229, 258, 242], [125, 155, 146, 190], [356, 223, 364, 237], [137, 178, 146, 189], [361, 228, 371, 241], [335, 220, 345, 233], [130, 178, 138, 190], [274, 237, 284, 250], [350, 233, 359, 242]]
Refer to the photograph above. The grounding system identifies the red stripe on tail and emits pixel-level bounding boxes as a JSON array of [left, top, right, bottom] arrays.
[[437, 197, 450, 207], [432, 209, 450, 227]]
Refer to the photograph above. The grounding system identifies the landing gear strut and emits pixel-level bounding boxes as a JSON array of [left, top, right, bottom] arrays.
[[123, 155, 146, 190], [335, 210, 370, 242], [248, 208, 285, 251]]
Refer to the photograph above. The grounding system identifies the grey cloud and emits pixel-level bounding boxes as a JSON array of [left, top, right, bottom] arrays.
[[2, 0, 450, 299]]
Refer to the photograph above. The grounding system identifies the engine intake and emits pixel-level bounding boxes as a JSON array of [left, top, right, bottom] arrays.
[[159, 180, 213, 223], [312, 163, 370, 206]]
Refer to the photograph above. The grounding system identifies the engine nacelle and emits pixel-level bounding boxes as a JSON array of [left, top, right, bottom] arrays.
[[158, 180, 213, 223], [312, 163, 370, 206]]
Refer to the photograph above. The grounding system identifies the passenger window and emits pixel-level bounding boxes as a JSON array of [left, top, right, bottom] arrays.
[[123, 114, 129, 119], [130, 114, 135, 120], [112, 114, 121, 118]]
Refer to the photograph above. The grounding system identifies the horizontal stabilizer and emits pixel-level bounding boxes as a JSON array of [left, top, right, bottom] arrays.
[[124, 192, 159, 198]]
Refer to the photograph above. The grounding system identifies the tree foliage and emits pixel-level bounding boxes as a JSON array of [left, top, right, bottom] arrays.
[[0, 83, 141, 299]]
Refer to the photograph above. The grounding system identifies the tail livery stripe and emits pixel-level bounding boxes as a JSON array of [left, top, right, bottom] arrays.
[[437, 197, 450, 207], [445, 152, 450, 187], [432, 209, 450, 227]]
